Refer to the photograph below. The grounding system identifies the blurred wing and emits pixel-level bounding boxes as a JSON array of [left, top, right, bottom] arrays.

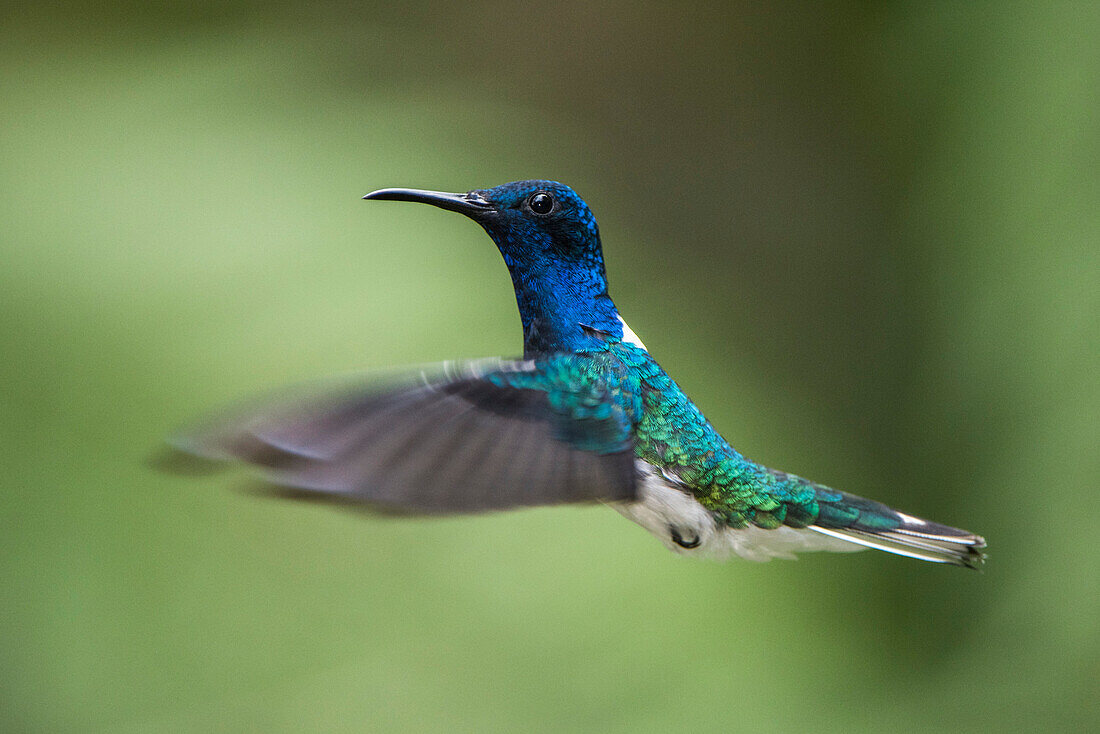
[[170, 358, 637, 513]]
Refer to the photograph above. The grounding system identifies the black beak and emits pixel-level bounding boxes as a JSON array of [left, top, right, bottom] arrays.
[[363, 188, 495, 218]]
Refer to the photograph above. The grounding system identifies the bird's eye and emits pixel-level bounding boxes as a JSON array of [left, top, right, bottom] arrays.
[[527, 192, 554, 215]]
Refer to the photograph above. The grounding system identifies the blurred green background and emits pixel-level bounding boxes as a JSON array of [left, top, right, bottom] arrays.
[[2, 2, 1097, 732]]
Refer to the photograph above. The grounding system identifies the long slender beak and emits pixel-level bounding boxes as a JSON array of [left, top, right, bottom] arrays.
[[363, 188, 495, 218]]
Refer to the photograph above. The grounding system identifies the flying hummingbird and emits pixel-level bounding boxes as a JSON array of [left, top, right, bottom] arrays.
[[176, 180, 986, 568]]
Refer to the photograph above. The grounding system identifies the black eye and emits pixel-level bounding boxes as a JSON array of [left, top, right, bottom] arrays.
[[527, 192, 554, 215]]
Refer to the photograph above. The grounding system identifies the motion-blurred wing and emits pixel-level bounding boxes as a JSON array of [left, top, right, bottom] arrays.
[[170, 358, 637, 512]]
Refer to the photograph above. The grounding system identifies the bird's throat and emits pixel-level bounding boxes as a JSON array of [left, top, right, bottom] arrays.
[[509, 271, 622, 357]]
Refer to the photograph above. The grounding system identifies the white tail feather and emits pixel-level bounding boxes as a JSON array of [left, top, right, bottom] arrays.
[[809, 525, 986, 569]]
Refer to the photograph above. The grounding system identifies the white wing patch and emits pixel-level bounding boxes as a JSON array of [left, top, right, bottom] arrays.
[[613, 462, 864, 561]]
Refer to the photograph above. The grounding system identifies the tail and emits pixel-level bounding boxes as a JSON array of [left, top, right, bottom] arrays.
[[770, 472, 987, 569], [810, 489, 986, 569]]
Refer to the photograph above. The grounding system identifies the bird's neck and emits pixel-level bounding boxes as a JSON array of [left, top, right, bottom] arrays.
[[506, 267, 622, 357]]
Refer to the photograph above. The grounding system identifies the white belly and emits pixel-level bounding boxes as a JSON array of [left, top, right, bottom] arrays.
[[613, 461, 862, 561]]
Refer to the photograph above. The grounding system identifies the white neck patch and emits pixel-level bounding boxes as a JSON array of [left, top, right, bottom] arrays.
[[618, 315, 647, 351]]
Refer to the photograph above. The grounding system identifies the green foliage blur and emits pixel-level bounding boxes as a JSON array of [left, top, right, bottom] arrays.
[[2, 3, 1097, 732]]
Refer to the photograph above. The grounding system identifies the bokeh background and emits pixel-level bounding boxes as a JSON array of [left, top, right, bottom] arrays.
[[2, 2, 1097, 732]]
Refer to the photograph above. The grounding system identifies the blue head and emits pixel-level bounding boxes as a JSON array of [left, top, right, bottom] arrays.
[[365, 180, 623, 356]]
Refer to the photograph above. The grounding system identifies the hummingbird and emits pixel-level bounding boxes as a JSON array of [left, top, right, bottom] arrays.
[[176, 180, 986, 568]]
